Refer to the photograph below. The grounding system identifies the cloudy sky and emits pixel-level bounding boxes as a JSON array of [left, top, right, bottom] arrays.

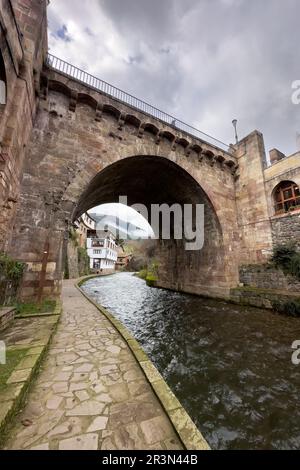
[[48, 0, 300, 157]]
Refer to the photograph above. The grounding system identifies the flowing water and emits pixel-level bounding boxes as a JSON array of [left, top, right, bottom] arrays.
[[82, 272, 300, 450]]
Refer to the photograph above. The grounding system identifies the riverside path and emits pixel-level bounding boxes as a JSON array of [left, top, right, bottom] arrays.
[[5, 280, 183, 450]]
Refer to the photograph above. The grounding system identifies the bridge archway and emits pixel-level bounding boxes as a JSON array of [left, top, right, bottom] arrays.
[[8, 76, 240, 301], [73, 155, 226, 297]]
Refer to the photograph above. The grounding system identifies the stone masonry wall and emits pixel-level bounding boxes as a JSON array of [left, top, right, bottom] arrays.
[[66, 241, 79, 279], [0, 0, 48, 250], [235, 131, 273, 264], [271, 213, 300, 249], [240, 264, 300, 292]]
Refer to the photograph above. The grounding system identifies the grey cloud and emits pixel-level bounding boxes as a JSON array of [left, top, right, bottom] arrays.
[[48, 0, 300, 155]]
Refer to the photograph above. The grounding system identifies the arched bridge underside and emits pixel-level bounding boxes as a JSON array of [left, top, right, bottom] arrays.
[[9, 67, 241, 300]]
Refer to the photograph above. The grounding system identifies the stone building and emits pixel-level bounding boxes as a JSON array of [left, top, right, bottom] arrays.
[[0, 0, 300, 301]]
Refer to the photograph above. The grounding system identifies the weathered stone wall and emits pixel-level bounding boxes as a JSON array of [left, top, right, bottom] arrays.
[[235, 131, 273, 264], [240, 264, 300, 292], [0, 0, 48, 250], [0, 307, 14, 332], [0, 278, 20, 305], [271, 213, 300, 249], [66, 241, 79, 279], [230, 287, 300, 310]]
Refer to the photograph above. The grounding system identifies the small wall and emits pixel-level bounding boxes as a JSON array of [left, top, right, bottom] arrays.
[[230, 287, 300, 310], [271, 212, 300, 249], [239, 264, 300, 292], [0, 308, 15, 332], [0, 279, 21, 306]]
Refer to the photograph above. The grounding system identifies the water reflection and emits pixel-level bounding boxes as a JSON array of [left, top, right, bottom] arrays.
[[82, 273, 300, 450]]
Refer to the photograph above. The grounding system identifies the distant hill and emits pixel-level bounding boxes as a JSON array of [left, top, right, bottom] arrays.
[[88, 212, 151, 241]]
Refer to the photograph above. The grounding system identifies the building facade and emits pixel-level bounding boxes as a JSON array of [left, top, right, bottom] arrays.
[[116, 247, 132, 271], [74, 213, 96, 248], [86, 230, 118, 273]]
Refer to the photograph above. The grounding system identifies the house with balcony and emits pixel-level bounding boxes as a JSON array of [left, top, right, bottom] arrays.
[[86, 230, 118, 273]]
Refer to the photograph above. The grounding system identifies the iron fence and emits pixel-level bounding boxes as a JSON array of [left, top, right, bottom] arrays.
[[46, 54, 230, 152]]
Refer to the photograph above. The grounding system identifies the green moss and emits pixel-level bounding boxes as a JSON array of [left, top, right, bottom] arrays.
[[232, 286, 277, 295], [78, 247, 90, 277], [136, 269, 148, 280], [15, 300, 56, 316], [0, 349, 28, 392], [69, 228, 79, 247], [137, 261, 159, 286]]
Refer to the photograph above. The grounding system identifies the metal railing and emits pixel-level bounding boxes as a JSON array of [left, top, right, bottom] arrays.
[[46, 54, 230, 152]]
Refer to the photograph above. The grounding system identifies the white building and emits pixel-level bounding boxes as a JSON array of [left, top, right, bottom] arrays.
[[86, 230, 118, 272]]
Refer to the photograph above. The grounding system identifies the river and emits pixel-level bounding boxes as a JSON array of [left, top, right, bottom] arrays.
[[82, 272, 300, 450]]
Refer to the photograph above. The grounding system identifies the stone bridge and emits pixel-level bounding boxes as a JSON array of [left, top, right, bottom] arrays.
[[9, 55, 243, 300], [2, 0, 285, 302]]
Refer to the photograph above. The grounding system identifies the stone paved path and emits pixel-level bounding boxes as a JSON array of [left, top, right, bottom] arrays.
[[6, 280, 183, 450]]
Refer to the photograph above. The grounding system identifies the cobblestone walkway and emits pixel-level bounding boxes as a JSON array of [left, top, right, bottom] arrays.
[[6, 280, 183, 450]]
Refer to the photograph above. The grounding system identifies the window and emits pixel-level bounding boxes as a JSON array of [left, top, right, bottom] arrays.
[[0, 51, 6, 105], [92, 239, 104, 248], [273, 181, 300, 214]]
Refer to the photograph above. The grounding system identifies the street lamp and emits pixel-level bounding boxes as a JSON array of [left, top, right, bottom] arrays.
[[232, 119, 238, 144]]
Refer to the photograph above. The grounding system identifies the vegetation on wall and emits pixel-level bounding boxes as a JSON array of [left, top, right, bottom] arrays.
[[69, 228, 79, 247], [78, 247, 90, 276], [137, 260, 159, 287], [0, 252, 25, 281], [272, 244, 300, 280], [0, 252, 26, 306], [65, 228, 90, 279]]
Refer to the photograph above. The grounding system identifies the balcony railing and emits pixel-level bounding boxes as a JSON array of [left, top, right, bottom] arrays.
[[46, 54, 230, 152]]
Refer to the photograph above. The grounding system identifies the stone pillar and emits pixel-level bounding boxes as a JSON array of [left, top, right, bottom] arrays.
[[0, 0, 48, 251], [235, 130, 273, 264]]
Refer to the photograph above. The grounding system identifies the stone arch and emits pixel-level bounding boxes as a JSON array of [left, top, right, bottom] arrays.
[[142, 123, 160, 136], [124, 114, 141, 129], [72, 155, 227, 297]]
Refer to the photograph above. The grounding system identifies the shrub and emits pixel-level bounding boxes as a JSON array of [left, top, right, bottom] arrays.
[[69, 228, 79, 247], [272, 244, 300, 280], [137, 269, 148, 280], [273, 300, 300, 317], [0, 252, 25, 281]]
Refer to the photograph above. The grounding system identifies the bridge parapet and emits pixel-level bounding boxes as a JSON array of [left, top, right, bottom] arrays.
[[42, 55, 238, 176]]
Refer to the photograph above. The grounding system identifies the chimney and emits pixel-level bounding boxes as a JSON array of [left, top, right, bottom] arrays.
[[269, 148, 286, 165]]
